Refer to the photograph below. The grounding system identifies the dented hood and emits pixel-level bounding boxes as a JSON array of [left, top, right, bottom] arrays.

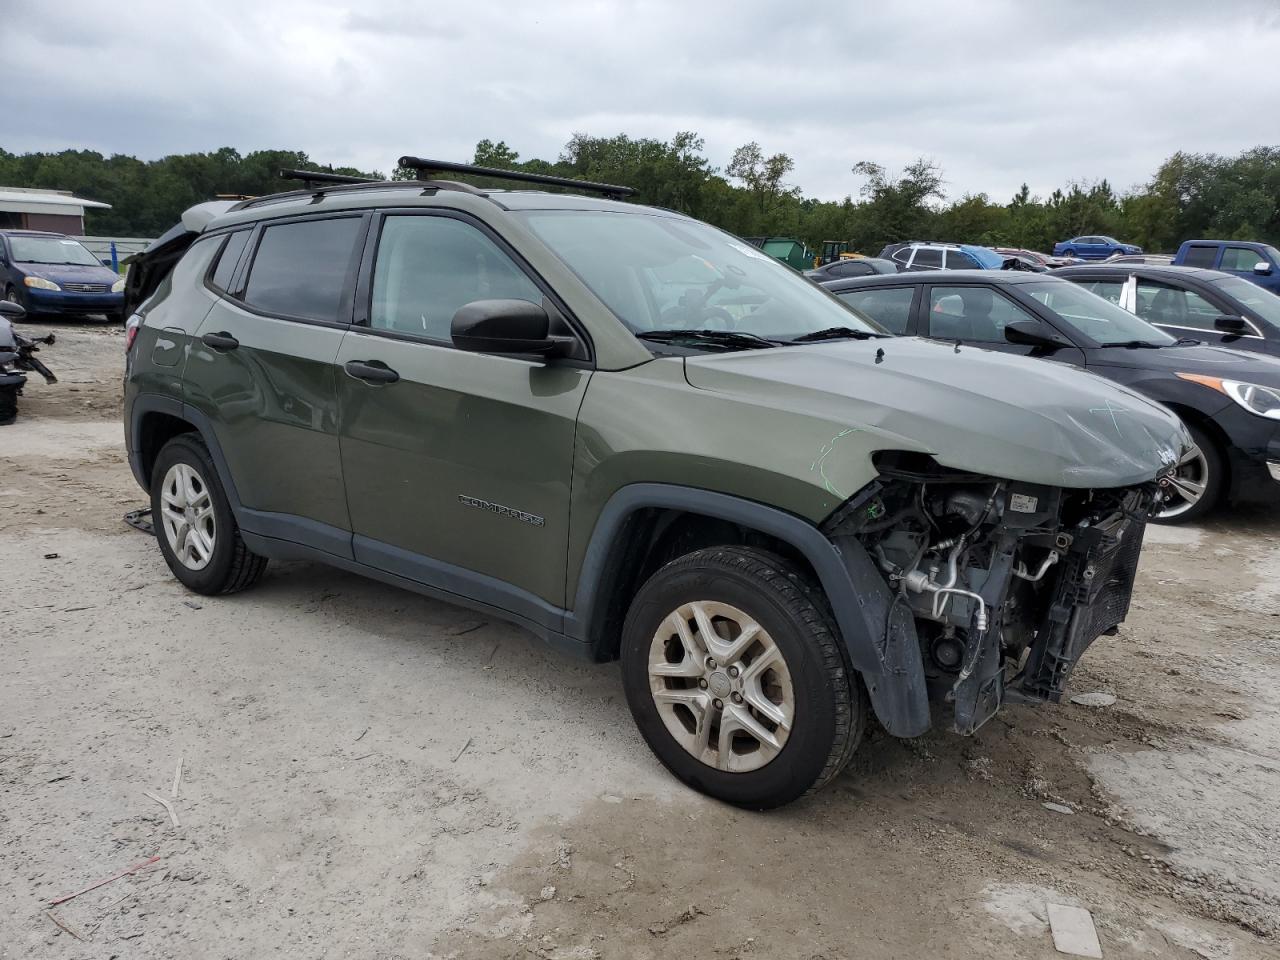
[[683, 337, 1192, 488]]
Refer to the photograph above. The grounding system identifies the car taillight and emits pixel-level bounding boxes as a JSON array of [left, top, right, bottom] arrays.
[[125, 314, 142, 352]]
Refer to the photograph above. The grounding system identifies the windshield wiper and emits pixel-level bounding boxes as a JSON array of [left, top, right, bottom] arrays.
[[787, 326, 887, 343], [1102, 339, 1163, 349], [636, 329, 781, 351]]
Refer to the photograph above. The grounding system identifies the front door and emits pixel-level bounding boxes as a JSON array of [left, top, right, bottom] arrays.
[[185, 214, 366, 556], [336, 211, 591, 621], [922, 283, 1085, 364]]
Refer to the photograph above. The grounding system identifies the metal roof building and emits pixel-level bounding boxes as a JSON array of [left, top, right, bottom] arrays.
[[0, 187, 111, 235]]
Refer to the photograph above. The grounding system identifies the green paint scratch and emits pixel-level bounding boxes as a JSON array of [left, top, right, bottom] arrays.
[[811, 428, 857, 499]]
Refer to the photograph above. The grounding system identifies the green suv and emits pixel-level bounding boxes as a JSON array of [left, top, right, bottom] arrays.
[[123, 160, 1190, 808]]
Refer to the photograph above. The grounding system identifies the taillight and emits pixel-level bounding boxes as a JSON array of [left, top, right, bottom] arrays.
[[125, 314, 142, 352]]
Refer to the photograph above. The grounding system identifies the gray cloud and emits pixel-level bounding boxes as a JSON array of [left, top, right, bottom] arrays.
[[8, 0, 1279, 202]]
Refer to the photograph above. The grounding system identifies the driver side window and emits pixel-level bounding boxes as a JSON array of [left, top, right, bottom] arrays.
[[927, 285, 1037, 343], [370, 215, 542, 340]]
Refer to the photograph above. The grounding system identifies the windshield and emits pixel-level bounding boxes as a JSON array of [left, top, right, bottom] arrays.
[[1211, 275, 1280, 327], [9, 235, 102, 267], [517, 210, 882, 341], [1020, 280, 1176, 346]]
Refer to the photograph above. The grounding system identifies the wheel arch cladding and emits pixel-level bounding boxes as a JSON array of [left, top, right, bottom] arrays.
[[128, 395, 244, 514], [568, 483, 931, 737]]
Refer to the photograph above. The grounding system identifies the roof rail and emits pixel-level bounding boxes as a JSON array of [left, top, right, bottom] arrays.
[[397, 156, 636, 200], [279, 168, 379, 188]]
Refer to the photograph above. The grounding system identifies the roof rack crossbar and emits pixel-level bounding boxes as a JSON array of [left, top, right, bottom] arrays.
[[397, 156, 636, 200], [279, 168, 379, 187]]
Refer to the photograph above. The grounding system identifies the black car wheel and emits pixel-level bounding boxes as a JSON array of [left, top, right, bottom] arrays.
[[150, 434, 268, 594], [620, 545, 864, 808], [1154, 423, 1224, 523]]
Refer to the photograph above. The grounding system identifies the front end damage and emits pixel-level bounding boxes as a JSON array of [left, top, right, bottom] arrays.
[[824, 452, 1154, 736]]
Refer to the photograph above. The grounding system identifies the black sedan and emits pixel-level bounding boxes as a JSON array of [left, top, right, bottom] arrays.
[[804, 256, 898, 283], [1055, 264, 1280, 357], [823, 271, 1280, 522]]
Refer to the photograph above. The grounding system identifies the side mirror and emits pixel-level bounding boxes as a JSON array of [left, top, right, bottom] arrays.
[[1254, 261, 1273, 276], [1004, 319, 1065, 349], [451, 299, 566, 356], [1214, 315, 1248, 333], [0, 300, 26, 321]]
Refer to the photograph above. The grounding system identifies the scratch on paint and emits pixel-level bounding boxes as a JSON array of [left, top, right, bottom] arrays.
[[1088, 399, 1126, 437], [811, 429, 857, 499]]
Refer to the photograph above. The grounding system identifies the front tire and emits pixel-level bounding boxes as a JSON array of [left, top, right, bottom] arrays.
[[1153, 423, 1224, 523], [621, 546, 864, 808], [150, 434, 267, 594]]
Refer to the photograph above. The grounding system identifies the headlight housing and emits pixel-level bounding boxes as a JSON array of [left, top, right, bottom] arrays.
[[24, 276, 60, 291], [1177, 373, 1280, 420], [112, 277, 126, 293]]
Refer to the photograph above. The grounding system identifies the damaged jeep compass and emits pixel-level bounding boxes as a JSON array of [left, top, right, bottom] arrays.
[[123, 160, 1191, 808]]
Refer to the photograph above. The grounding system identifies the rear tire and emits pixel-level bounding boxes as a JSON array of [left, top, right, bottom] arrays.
[[620, 546, 864, 808], [150, 434, 267, 594]]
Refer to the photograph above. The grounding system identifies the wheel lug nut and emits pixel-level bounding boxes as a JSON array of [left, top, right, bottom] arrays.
[[727, 666, 739, 678], [731, 692, 743, 704], [698, 678, 708, 689], [712, 698, 723, 710]]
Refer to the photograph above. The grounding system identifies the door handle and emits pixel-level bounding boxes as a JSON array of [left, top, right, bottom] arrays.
[[201, 331, 239, 351], [344, 360, 400, 384]]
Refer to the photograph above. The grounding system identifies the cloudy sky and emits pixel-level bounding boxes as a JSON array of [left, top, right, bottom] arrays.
[[8, 0, 1279, 203]]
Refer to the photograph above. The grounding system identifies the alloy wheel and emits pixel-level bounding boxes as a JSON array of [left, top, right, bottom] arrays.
[[1156, 443, 1209, 520], [158, 462, 217, 570], [648, 600, 794, 773]]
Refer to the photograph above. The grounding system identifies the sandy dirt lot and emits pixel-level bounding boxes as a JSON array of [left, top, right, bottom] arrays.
[[2, 321, 1279, 959]]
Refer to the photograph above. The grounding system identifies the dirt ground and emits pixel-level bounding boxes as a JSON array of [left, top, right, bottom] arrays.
[[2, 320, 1279, 960]]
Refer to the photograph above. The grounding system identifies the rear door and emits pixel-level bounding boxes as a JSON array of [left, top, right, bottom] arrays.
[[831, 284, 920, 335], [335, 209, 591, 618], [184, 212, 367, 557]]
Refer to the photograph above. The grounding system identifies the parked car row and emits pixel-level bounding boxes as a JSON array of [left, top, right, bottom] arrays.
[[818, 266, 1280, 522], [117, 163, 1199, 807]]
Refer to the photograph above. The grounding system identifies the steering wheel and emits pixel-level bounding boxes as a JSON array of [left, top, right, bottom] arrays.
[[658, 304, 737, 330]]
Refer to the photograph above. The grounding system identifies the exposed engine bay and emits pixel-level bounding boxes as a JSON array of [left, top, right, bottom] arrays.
[[824, 452, 1155, 735]]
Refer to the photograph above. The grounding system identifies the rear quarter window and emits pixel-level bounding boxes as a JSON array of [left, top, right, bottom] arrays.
[[242, 217, 363, 323], [1180, 245, 1218, 268], [209, 230, 251, 293]]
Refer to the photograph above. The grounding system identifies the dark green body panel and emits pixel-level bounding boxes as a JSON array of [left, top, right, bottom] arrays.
[[336, 330, 589, 606], [184, 298, 350, 532]]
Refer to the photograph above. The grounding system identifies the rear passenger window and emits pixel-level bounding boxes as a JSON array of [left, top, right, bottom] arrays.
[[243, 217, 362, 323], [912, 248, 943, 268], [946, 251, 980, 269], [836, 287, 915, 334], [209, 230, 250, 293], [370, 215, 542, 341], [1181, 245, 1218, 268]]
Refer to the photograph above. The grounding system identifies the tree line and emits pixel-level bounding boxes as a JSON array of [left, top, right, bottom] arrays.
[[2, 137, 1277, 254]]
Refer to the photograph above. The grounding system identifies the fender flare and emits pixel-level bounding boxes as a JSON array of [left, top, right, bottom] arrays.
[[565, 483, 930, 737], [128, 393, 245, 513]]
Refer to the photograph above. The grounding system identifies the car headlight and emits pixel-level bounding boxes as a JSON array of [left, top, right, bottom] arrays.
[[112, 277, 126, 293], [24, 276, 60, 291], [1177, 373, 1280, 420]]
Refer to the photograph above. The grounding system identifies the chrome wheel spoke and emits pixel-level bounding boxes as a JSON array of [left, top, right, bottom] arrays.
[[1177, 444, 1203, 467], [743, 681, 791, 730], [1168, 475, 1205, 501]]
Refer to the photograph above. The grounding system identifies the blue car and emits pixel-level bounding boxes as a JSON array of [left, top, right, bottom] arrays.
[[0, 230, 126, 322], [1052, 235, 1142, 260]]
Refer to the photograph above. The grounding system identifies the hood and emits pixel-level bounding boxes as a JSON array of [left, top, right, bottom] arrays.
[[683, 337, 1191, 489], [1088, 342, 1280, 384], [17, 261, 120, 285]]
